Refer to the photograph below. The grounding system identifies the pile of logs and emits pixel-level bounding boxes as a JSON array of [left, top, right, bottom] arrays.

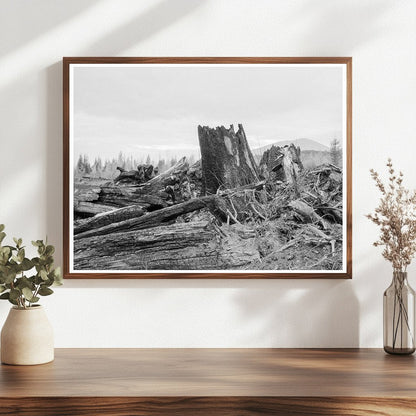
[[73, 124, 343, 271]]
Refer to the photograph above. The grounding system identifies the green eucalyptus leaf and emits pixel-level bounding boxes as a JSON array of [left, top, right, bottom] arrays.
[[3, 271, 16, 285], [22, 287, 34, 301], [43, 256, 54, 266], [0, 246, 10, 255], [52, 267, 63, 285], [0, 252, 7, 266], [45, 245, 55, 256], [40, 269, 48, 281], [9, 288, 21, 301], [38, 287, 53, 296], [0, 232, 6, 244], [0, 292, 9, 299], [34, 275, 43, 285], [0, 285, 6, 293], [17, 248, 25, 262], [8, 297, 18, 306], [0, 224, 4, 232], [17, 276, 35, 290], [20, 258, 33, 271]]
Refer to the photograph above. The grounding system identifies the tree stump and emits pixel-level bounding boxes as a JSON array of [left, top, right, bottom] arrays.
[[259, 144, 303, 183], [198, 124, 259, 195]]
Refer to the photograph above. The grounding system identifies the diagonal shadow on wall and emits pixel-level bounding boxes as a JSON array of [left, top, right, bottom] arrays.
[[45, 0, 205, 269], [80, 0, 205, 56], [0, 0, 101, 57]]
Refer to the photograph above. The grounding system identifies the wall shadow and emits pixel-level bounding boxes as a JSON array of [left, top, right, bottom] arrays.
[[288, 0, 393, 53], [0, 0, 100, 57], [81, 0, 205, 55], [232, 279, 359, 347]]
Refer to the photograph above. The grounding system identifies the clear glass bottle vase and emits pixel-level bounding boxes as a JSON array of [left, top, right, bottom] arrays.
[[383, 271, 415, 355]]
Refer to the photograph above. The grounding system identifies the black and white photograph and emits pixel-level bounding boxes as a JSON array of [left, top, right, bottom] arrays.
[[65, 58, 351, 278]]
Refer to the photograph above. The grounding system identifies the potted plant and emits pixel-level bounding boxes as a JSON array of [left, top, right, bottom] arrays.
[[0, 224, 62, 365], [367, 159, 416, 354]]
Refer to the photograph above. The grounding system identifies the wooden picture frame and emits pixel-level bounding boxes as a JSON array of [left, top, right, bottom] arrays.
[[63, 57, 352, 279]]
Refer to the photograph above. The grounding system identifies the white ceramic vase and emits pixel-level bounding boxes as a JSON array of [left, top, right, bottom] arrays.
[[1, 305, 54, 365]]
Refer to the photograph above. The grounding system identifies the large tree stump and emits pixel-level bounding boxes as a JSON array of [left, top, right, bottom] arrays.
[[198, 124, 259, 195], [259, 144, 303, 183]]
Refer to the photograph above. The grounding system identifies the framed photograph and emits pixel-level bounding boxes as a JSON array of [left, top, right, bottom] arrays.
[[63, 57, 352, 279]]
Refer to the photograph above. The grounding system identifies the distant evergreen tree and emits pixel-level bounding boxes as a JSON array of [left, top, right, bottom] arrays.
[[157, 158, 167, 173], [82, 155, 92, 174], [329, 139, 342, 167], [94, 157, 102, 174], [188, 154, 196, 165], [76, 154, 84, 173], [170, 157, 177, 167], [117, 151, 126, 169]]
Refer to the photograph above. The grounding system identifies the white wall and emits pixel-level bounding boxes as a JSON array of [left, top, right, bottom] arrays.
[[1, 0, 415, 347]]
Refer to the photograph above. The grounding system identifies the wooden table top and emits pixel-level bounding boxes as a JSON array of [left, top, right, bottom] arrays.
[[1, 348, 415, 398]]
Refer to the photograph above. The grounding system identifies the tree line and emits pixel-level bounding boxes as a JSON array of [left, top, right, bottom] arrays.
[[74, 152, 197, 179]]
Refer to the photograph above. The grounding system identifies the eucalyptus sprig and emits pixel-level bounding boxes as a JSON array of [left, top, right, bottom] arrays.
[[0, 224, 62, 308]]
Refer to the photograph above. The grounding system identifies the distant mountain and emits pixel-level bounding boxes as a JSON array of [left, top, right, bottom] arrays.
[[253, 138, 329, 155]]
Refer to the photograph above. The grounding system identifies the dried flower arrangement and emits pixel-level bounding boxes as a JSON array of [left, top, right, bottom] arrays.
[[367, 159, 416, 272], [367, 159, 416, 354]]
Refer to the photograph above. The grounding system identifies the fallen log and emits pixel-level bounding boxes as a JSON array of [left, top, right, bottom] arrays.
[[114, 164, 159, 184], [74, 204, 145, 235], [73, 221, 260, 270], [74, 183, 102, 203], [74, 195, 221, 240], [74, 201, 115, 216], [97, 186, 168, 209], [97, 157, 190, 208], [74, 179, 115, 218], [289, 199, 329, 229], [145, 157, 188, 189]]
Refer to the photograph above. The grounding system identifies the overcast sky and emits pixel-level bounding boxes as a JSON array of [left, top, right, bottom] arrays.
[[72, 64, 344, 162]]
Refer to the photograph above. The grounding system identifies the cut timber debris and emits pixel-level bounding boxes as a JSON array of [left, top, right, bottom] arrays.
[[77, 158, 193, 216], [74, 204, 145, 235], [289, 199, 329, 229], [114, 164, 158, 184], [74, 195, 222, 240], [75, 202, 115, 216], [74, 221, 260, 270]]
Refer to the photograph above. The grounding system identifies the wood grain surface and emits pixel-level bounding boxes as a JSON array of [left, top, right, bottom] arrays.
[[1, 349, 415, 415]]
